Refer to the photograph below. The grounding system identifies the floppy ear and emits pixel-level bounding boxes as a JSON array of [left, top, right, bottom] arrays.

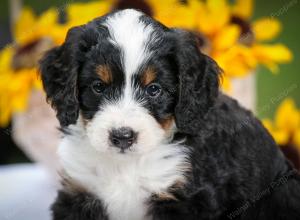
[[173, 29, 221, 135], [39, 26, 89, 127]]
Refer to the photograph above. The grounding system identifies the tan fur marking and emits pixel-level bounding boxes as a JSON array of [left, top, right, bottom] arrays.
[[96, 65, 112, 83], [80, 112, 89, 126], [141, 67, 156, 86], [170, 180, 185, 190], [154, 180, 186, 201], [156, 192, 178, 201], [159, 117, 174, 131], [58, 170, 87, 193]]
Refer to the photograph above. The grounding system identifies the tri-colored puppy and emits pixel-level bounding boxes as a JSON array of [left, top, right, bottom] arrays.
[[40, 9, 300, 220]]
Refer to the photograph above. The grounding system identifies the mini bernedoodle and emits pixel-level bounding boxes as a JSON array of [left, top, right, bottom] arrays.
[[40, 9, 300, 220]]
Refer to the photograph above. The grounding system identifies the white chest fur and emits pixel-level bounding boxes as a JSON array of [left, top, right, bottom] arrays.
[[58, 135, 188, 220]]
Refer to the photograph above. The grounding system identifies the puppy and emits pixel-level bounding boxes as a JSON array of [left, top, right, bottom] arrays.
[[40, 9, 300, 220]]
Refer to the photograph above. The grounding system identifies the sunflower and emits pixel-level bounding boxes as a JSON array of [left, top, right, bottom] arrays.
[[147, 0, 292, 90], [14, 1, 114, 47], [0, 1, 113, 127], [263, 98, 300, 149]]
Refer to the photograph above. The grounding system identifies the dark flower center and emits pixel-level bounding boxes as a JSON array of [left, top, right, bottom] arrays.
[[230, 15, 254, 46], [114, 0, 153, 16], [12, 38, 54, 70]]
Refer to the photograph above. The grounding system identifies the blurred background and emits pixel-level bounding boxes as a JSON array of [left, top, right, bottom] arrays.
[[0, 0, 299, 219]]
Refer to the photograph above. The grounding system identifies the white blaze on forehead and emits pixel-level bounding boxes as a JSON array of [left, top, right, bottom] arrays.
[[104, 9, 156, 102], [104, 9, 154, 76]]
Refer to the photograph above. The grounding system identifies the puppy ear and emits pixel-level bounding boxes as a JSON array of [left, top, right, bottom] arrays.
[[39, 26, 86, 127], [173, 29, 221, 135]]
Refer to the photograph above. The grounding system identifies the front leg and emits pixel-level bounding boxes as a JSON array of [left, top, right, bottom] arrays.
[[149, 188, 223, 220], [150, 198, 192, 220], [51, 190, 108, 220]]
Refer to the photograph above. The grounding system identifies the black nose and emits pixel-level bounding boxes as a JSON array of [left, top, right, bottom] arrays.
[[109, 127, 137, 151]]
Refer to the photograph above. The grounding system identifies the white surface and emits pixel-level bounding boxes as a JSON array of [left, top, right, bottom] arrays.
[[230, 73, 256, 112], [0, 164, 58, 220], [12, 90, 60, 176]]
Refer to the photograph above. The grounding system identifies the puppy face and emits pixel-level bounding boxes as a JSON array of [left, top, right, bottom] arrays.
[[40, 9, 220, 156], [78, 10, 178, 154]]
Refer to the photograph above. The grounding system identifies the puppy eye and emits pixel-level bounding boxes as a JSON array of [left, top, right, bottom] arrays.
[[146, 83, 162, 97], [91, 81, 105, 94]]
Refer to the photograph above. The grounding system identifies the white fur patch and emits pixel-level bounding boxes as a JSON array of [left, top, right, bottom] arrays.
[[58, 124, 189, 220], [103, 9, 158, 108], [86, 100, 167, 153], [103, 9, 155, 76]]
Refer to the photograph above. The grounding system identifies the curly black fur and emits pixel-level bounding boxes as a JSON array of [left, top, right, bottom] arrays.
[[40, 25, 99, 126], [173, 29, 220, 135], [40, 10, 300, 220], [149, 94, 300, 220], [52, 190, 108, 220]]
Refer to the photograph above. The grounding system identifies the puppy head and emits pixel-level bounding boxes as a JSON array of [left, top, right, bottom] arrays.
[[40, 9, 220, 155]]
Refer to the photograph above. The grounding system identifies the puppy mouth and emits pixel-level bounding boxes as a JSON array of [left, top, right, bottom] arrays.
[[118, 147, 133, 154], [117, 140, 137, 154]]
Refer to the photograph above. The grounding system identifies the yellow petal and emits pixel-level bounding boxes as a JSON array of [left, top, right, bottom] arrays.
[[207, 0, 228, 12], [213, 25, 241, 50], [14, 7, 61, 46], [252, 18, 282, 41], [275, 98, 300, 134], [272, 130, 290, 146], [0, 96, 12, 127], [14, 7, 36, 44], [33, 78, 43, 90], [197, 0, 230, 35], [262, 119, 274, 131], [67, 1, 112, 27], [264, 62, 280, 74], [149, 0, 200, 29], [254, 44, 292, 62], [49, 24, 69, 45], [213, 45, 257, 77], [220, 73, 231, 92], [12, 91, 29, 112], [38, 8, 58, 26], [232, 0, 254, 19], [0, 46, 14, 72], [262, 119, 289, 145], [36, 8, 59, 36], [252, 44, 293, 73]]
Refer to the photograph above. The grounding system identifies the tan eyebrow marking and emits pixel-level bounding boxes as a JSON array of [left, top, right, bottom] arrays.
[[96, 65, 112, 83], [141, 67, 157, 86]]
